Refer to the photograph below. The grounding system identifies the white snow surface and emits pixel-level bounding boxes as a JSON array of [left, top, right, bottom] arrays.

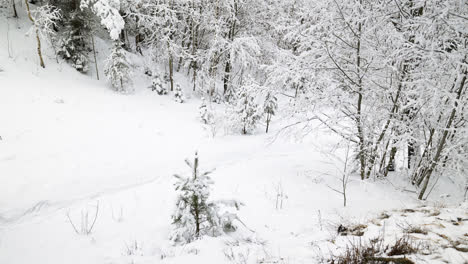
[[1, 8, 467, 264]]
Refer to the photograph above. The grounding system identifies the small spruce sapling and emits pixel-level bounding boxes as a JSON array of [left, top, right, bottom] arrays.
[[170, 152, 216, 244], [263, 92, 278, 133], [232, 87, 262, 135], [170, 153, 243, 244], [173, 84, 185, 103], [199, 97, 214, 125], [57, 11, 91, 73], [104, 41, 132, 93], [150, 75, 167, 95]]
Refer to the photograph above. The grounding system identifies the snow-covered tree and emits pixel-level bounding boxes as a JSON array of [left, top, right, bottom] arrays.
[[263, 0, 468, 200], [173, 84, 184, 103], [170, 152, 217, 244], [57, 11, 90, 73], [150, 75, 167, 95], [129, 0, 181, 91], [104, 41, 132, 93], [26, 2, 62, 68], [199, 97, 214, 125], [170, 152, 243, 244], [30, 4, 62, 38], [80, 0, 124, 41], [227, 83, 262, 135], [398, 0, 468, 199], [263, 91, 277, 133]]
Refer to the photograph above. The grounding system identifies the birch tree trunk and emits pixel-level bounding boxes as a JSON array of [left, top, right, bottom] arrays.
[[25, 0, 45, 68]]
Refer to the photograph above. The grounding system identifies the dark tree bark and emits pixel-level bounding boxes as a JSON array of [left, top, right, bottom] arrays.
[[12, 0, 18, 18]]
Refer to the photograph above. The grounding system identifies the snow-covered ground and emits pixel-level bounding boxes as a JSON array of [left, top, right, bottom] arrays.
[[1, 8, 467, 264]]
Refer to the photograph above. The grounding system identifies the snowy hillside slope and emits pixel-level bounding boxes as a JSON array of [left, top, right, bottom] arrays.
[[0, 6, 467, 264]]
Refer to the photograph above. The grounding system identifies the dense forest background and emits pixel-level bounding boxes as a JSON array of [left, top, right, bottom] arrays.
[[2, 0, 467, 200]]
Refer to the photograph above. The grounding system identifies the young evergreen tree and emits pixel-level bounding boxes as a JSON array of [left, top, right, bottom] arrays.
[[170, 152, 244, 244], [170, 152, 217, 244], [263, 92, 278, 133], [104, 41, 132, 93], [173, 84, 184, 103], [228, 86, 262, 135], [199, 97, 214, 125], [150, 75, 167, 95], [57, 11, 90, 73]]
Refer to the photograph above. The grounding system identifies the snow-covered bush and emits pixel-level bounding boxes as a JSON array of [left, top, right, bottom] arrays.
[[66, 201, 100, 236], [170, 153, 242, 244], [57, 12, 90, 73], [144, 67, 153, 77], [173, 84, 184, 103], [150, 75, 167, 95], [199, 97, 214, 125], [211, 92, 223, 104], [104, 41, 132, 93]]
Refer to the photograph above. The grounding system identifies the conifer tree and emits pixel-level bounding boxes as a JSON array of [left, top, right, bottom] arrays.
[[170, 152, 243, 244], [104, 41, 132, 93], [199, 97, 214, 125], [173, 84, 184, 103], [263, 92, 278, 133], [57, 11, 90, 73], [150, 75, 167, 95], [170, 152, 217, 244], [229, 86, 262, 135]]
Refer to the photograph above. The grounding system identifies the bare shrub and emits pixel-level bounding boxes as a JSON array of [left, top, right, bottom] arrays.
[[329, 235, 419, 264], [111, 205, 124, 222], [398, 223, 428, 235], [387, 236, 420, 256], [224, 246, 251, 264], [274, 180, 287, 210], [329, 237, 382, 264], [66, 201, 99, 235], [124, 240, 143, 256]]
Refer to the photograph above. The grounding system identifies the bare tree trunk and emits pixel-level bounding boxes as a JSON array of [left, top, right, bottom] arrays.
[[365, 79, 402, 179], [168, 45, 174, 91], [208, 53, 219, 96], [223, 58, 231, 95], [265, 114, 271, 134], [7, 19, 12, 58], [91, 35, 99, 80], [383, 146, 397, 177], [355, 20, 366, 180], [12, 0, 18, 18], [223, 2, 237, 95], [135, 16, 143, 55], [177, 24, 189, 72], [25, 0, 45, 68], [191, 23, 199, 91]]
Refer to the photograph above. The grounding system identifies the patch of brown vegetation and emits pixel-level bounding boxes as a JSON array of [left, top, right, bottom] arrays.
[[338, 224, 367, 237]]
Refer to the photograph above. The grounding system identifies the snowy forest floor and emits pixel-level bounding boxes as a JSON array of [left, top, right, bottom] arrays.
[[1, 9, 467, 264]]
